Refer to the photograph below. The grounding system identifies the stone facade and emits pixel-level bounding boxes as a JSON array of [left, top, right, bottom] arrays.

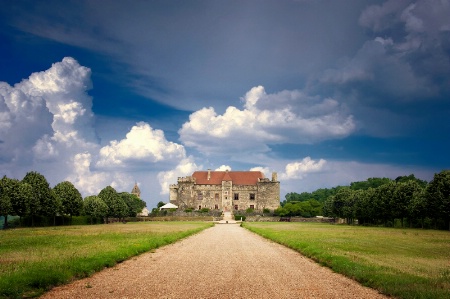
[[169, 170, 280, 212]]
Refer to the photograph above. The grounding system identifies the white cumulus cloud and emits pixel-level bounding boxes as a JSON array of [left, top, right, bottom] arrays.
[[280, 157, 327, 180], [97, 122, 186, 168], [249, 166, 271, 178], [216, 165, 231, 171], [179, 86, 355, 155], [157, 157, 201, 195]]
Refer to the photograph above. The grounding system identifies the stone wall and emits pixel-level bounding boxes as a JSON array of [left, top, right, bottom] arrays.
[[256, 181, 280, 210]]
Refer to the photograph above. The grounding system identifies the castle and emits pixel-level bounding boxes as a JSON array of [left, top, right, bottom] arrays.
[[169, 170, 280, 212]]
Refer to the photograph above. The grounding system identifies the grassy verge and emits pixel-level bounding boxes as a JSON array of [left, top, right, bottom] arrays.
[[244, 222, 450, 299], [0, 222, 213, 298]]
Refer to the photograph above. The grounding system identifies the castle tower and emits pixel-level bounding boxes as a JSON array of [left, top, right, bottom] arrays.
[[131, 182, 141, 198]]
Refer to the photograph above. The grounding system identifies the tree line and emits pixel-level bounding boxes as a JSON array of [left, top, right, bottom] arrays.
[[0, 171, 146, 228], [279, 171, 450, 230]]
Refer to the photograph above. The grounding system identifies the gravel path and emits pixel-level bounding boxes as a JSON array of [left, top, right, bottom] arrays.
[[41, 224, 388, 299]]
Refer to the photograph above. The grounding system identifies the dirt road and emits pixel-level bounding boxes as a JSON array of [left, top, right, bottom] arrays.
[[41, 224, 388, 298]]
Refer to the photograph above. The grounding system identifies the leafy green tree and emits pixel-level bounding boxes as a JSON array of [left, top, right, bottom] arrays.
[[322, 196, 335, 217], [352, 189, 367, 224], [375, 181, 397, 226], [83, 195, 109, 224], [426, 170, 450, 230], [395, 174, 427, 188], [47, 190, 62, 226], [332, 188, 353, 221], [0, 176, 14, 229], [350, 177, 392, 190], [408, 188, 426, 228], [274, 206, 289, 217], [53, 181, 83, 224], [98, 186, 128, 221], [120, 192, 146, 217], [393, 180, 424, 227], [14, 182, 33, 226], [22, 171, 55, 226]]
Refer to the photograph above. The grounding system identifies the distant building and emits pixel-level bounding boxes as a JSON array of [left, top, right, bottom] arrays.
[[169, 170, 280, 212], [131, 182, 148, 216], [137, 207, 149, 217], [131, 182, 141, 198]]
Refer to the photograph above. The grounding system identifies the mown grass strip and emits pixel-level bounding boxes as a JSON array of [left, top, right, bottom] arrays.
[[244, 222, 450, 299], [0, 222, 213, 299]]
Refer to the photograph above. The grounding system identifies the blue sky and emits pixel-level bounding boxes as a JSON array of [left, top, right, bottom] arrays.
[[1, 0, 449, 208]]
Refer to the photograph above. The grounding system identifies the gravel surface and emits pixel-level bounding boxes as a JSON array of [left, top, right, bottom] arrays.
[[41, 224, 389, 299]]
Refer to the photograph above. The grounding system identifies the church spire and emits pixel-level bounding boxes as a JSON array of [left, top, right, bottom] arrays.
[[131, 182, 141, 198]]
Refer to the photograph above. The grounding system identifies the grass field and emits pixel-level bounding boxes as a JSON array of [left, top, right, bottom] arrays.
[[243, 222, 450, 299], [0, 222, 213, 299]]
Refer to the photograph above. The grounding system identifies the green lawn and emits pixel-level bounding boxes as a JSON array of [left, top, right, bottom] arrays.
[[244, 222, 450, 299], [0, 222, 213, 298]]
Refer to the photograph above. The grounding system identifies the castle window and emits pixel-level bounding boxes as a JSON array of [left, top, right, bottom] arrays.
[[234, 193, 239, 200], [198, 205, 201, 210], [250, 205, 254, 209], [250, 193, 255, 200], [215, 204, 218, 210], [234, 205, 238, 210], [215, 193, 219, 200], [198, 192, 203, 200]]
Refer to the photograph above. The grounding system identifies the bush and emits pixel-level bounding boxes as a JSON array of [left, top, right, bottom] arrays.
[[235, 215, 246, 221], [184, 208, 194, 213], [245, 208, 254, 214], [199, 208, 210, 213], [263, 208, 271, 214]]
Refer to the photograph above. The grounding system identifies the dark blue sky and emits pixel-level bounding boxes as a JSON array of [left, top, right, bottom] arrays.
[[0, 0, 449, 206]]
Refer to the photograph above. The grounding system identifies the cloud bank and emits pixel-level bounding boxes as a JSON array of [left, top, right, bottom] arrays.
[[179, 86, 355, 155]]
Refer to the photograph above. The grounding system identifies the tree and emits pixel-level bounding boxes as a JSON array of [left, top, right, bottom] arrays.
[[393, 180, 424, 227], [322, 196, 335, 217], [375, 181, 397, 226], [53, 181, 83, 224], [83, 195, 108, 224], [350, 177, 392, 190], [395, 174, 427, 188], [408, 188, 426, 228], [120, 192, 146, 217], [15, 182, 33, 226], [22, 171, 54, 226], [426, 170, 450, 230], [333, 188, 353, 222], [0, 176, 14, 229], [98, 186, 128, 221]]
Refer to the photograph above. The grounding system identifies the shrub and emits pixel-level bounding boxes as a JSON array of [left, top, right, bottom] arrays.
[[184, 208, 194, 213], [235, 215, 246, 221], [245, 208, 254, 214], [263, 208, 271, 214]]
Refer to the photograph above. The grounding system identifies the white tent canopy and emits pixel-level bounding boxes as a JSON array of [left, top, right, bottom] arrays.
[[159, 203, 178, 210]]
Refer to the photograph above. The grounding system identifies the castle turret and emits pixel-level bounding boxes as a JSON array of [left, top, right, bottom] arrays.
[[272, 172, 278, 182]]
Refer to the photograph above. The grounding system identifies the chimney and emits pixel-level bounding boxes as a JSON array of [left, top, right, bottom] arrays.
[[207, 169, 211, 180], [272, 172, 278, 182]]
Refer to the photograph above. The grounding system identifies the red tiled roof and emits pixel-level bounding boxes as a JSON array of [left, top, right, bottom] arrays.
[[192, 171, 265, 185]]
